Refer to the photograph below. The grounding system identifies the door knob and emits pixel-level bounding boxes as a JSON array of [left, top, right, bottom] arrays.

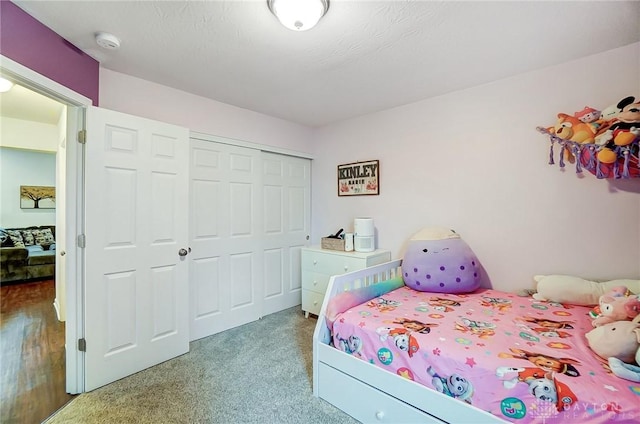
[[178, 248, 189, 257]]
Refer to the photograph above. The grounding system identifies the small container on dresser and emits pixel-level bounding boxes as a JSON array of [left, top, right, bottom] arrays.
[[301, 246, 391, 318]]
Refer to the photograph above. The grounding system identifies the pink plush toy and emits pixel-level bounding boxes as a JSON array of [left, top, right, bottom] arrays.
[[585, 315, 640, 380], [592, 289, 640, 327]]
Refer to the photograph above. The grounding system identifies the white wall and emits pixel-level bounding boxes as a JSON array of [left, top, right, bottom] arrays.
[[98, 69, 314, 154], [0, 116, 58, 152], [311, 42, 640, 292], [0, 147, 57, 227]]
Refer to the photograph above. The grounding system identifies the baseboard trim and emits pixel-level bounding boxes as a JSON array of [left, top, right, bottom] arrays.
[[53, 298, 63, 322]]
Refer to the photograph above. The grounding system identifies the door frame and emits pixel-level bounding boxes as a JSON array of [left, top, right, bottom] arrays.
[[1, 55, 91, 394]]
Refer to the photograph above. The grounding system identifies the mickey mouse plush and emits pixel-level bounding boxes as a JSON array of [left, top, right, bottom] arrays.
[[596, 96, 640, 164]]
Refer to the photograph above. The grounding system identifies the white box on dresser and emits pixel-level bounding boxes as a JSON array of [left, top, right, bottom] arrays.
[[301, 246, 391, 318]]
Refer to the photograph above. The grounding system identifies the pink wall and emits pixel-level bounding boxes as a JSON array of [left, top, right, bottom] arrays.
[[311, 43, 640, 292], [99, 69, 313, 154], [0, 1, 99, 105]]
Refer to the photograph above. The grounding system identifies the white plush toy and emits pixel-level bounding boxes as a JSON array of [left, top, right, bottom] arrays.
[[533, 275, 640, 306], [608, 348, 640, 382]]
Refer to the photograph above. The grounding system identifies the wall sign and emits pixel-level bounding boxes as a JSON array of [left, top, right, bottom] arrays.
[[337, 160, 379, 196]]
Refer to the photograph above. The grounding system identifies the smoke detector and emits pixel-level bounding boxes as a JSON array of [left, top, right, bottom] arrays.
[[95, 32, 121, 50]]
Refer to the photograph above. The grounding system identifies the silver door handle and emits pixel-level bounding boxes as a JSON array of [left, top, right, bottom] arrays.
[[178, 248, 188, 257], [60, 251, 66, 256]]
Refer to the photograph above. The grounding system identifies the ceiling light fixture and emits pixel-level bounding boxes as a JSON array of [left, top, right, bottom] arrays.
[[0, 77, 14, 93], [267, 0, 329, 31]]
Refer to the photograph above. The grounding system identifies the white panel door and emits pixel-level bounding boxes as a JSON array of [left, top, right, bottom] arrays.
[[85, 106, 189, 391], [261, 153, 310, 315], [189, 139, 263, 340]]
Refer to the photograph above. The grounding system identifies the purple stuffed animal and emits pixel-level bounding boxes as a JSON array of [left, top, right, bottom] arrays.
[[402, 227, 481, 294]]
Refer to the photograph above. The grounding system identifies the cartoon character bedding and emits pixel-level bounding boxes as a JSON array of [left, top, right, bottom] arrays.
[[329, 285, 640, 423]]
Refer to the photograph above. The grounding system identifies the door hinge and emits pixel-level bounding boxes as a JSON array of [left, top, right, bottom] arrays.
[[77, 129, 87, 144], [77, 234, 86, 248], [78, 338, 86, 352]]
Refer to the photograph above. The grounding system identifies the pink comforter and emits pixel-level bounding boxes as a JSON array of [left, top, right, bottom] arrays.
[[331, 286, 640, 423]]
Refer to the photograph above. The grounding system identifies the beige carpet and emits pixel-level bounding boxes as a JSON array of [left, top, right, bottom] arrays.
[[45, 307, 358, 424]]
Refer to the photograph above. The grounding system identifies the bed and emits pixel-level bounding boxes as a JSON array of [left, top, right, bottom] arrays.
[[312, 259, 640, 423]]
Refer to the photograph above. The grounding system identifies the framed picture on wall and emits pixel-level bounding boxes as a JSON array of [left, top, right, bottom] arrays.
[[20, 185, 56, 209], [337, 160, 379, 196]]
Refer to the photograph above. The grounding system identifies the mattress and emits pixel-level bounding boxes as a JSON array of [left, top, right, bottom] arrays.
[[331, 286, 640, 423]]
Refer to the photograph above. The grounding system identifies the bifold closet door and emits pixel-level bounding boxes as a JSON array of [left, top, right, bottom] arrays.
[[261, 152, 310, 315], [189, 139, 263, 340]]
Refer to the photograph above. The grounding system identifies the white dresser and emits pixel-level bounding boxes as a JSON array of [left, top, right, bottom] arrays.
[[301, 246, 391, 317]]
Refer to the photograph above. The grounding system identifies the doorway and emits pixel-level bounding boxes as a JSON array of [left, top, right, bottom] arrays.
[[1, 55, 91, 398], [0, 66, 79, 422]]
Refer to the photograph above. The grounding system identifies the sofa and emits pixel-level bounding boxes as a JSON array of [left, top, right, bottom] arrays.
[[0, 226, 56, 284]]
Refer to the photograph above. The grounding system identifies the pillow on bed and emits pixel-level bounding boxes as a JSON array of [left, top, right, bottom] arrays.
[[533, 274, 640, 306], [402, 227, 481, 294], [325, 276, 404, 329]]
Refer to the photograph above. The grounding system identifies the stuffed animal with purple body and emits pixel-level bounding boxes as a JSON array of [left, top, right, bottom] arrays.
[[402, 227, 481, 294]]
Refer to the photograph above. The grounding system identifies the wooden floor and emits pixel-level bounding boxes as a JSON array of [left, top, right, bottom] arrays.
[[1, 280, 74, 424]]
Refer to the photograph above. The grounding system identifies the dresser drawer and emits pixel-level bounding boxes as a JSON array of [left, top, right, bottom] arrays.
[[302, 289, 325, 316], [318, 363, 444, 424], [301, 251, 363, 275], [301, 271, 331, 293]]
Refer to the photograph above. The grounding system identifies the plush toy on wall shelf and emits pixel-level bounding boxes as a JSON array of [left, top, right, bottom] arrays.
[[595, 96, 640, 165], [574, 106, 601, 124], [600, 101, 623, 121], [550, 113, 597, 143], [546, 113, 597, 163], [536, 95, 640, 179], [574, 106, 610, 135]]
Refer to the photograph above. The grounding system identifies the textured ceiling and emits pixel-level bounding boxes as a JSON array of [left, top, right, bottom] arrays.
[[0, 84, 65, 125], [8, 0, 640, 127]]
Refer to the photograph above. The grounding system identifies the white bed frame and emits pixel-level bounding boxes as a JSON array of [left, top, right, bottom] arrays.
[[312, 259, 506, 424]]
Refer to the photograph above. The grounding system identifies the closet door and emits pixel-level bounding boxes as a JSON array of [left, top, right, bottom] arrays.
[[262, 153, 310, 315], [189, 139, 263, 340]]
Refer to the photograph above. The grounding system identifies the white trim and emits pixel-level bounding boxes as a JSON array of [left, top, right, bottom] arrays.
[[65, 105, 86, 394], [0, 54, 91, 394], [190, 130, 314, 160], [53, 298, 61, 321]]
